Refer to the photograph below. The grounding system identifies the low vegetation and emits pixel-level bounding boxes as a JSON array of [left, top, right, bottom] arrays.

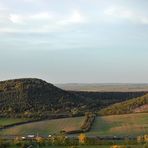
[[0, 117, 84, 136], [1, 113, 147, 137], [0, 118, 29, 128], [0, 133, 147, 148], [87, 113, 148, 136]]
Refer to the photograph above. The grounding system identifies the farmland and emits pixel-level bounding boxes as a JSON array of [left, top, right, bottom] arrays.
[[0, 118, 29, 128], [87, 113, 148, 136], [0, 113, 148, 137], [0, 117, 84, 136], [0, 113, 147, 148]]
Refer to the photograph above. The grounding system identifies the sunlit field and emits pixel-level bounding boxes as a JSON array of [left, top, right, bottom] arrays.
[[87, 113, 148, 136], [1, 117, 84, 136], [0, 118, 29, 127]]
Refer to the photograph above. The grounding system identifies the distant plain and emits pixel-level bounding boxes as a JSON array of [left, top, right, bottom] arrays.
[[56, 83, 148, 92]]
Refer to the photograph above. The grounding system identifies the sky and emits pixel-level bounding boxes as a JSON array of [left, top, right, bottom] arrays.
[[0, 0, 148, 83]]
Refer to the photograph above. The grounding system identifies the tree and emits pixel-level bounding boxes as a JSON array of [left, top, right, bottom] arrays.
[[35, 136, 45, 145], [78, 133, 87, 144], [144, 134, 148, 143]]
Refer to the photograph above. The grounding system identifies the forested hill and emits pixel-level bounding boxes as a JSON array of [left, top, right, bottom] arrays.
[[98, 94, 148, 115], [0, 78, 84, 118]]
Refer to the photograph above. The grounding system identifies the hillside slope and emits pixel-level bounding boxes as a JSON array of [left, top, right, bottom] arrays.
[[87, 113, 148, 136], [0, 78, 84, 118], [71, 91, 146, 111], [0, 78, 147, 118], [98, 94, 148, 115]]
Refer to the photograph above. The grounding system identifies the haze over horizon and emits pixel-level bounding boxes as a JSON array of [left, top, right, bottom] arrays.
[[0, 0, 148, 83]]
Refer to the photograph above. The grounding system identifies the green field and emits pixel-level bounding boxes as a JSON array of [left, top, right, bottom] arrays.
[[87, 113, 148, 136], [0, 118, 29, 127], [0, 117, 84, 136], [0, 113, 148, 137]]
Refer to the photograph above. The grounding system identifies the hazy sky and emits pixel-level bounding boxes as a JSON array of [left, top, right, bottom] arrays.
[[0, 0, 148, 83]]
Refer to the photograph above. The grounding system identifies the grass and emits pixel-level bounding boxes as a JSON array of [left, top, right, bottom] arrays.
[[0, 118, 29, 127], [0, 113, 147, 137], [87, 112, 148, 136], [0, 117, 84, 136], [10, 145, 144, 148]]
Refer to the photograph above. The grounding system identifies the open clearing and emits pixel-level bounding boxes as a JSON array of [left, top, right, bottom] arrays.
[[87, 113, 148, 136], [0, 118, 29, 127], [0, 117, 84, 136], [1, 113, 148, 137]]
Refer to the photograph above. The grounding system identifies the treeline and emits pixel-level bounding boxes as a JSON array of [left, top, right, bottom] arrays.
[[0, 78, 84, 118], [66, 112, 95, 134], [98, 94, 148, 115], [80, 112, 95, 132], [0, 133, 147, 148]]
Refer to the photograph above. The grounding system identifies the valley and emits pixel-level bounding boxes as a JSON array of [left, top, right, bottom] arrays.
[[0, 78, 147, 148]]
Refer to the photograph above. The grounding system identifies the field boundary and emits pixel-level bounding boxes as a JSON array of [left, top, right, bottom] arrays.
[[0, 114, 76, 131], [66, 113, 96, 134]]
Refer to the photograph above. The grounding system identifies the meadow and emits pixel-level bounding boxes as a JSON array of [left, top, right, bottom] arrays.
[[0, 113, 148, 137], [0, 118, 29, 127], [87, 113, 148, 136], [0, 117, 84, 136]]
